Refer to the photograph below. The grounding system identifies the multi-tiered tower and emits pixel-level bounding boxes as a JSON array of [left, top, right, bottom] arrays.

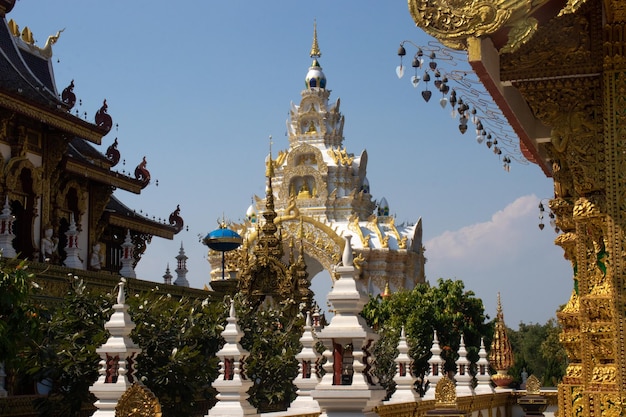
[[210, 24, 426, 297]]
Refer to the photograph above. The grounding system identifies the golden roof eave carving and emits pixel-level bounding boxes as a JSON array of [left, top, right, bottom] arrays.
[[408, 0, 559, 53], [0, 91, 106, 144]]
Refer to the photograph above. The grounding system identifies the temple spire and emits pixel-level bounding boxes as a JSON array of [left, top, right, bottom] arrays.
[[489, 292, 514, 388], [310, 20, 321, 58]]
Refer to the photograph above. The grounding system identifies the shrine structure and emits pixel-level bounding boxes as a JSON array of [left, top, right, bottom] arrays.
[[209, 24, 426, 299], [406, 0, 626, 414]]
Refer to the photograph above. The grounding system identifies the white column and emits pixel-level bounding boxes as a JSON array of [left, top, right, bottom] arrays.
[[0, 197, 16, 258], [207, 300, 257, 417], [454, 334, 474, 396], [385, 326, 420, 404], [312, 235, 385, 417], [89, 279, 141, 417], [119, 230, 136, 278], [423, 330, 444, 400]]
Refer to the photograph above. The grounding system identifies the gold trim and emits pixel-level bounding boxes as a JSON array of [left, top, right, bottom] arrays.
[[65, 159, 144, 194], [107, 212, 175, 239], [0, 92, 105, 144]]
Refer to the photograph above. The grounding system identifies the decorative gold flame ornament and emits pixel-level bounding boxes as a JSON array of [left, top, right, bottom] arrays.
[[489, 293, 514, 388], [115, 383, 162, 417]]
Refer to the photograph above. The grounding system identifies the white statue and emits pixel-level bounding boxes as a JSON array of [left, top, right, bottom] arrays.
[[40, 226, 58, 262], [90, 243, 103, 271]]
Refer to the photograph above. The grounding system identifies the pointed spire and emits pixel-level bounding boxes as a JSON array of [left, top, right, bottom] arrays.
[[381, 281, 392, 299], [424, 330, 444, 400], [385, 326, 420, 404], [310, 20, 321, 58], [163, 264, 172, 285], [207, 300, 257, 417], [119, 230, 136, 278], [287, 311, 322, 413], [312, 231, 385, 413], [174, 242, 190, 287], [475, 337, 494, 394], [490, 293, 514, 389], [63, 213, 82, 269], [90, 279, 141, 416], [454, 334, 474, 396]]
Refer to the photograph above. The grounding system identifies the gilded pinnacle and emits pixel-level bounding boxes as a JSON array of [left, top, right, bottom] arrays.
[[310, 20, 321, 58]]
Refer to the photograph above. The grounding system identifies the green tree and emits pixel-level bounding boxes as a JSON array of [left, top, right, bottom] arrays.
[[0, 259, 42, 395], [362, 278, 493, 396], [508, 318, 566, 387], [128, 289, 226, 417], [235, 295, 303, 413], [26, 276, 114, 417]]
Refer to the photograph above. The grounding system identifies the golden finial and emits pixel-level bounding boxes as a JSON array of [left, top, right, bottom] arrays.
[[265, 135, 274, 177], [382, 281, 392, 299], [310, 20, 321, 58]]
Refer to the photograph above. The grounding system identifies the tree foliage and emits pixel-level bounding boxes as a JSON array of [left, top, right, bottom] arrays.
[[128, 289, 226, 417], [362, 278, 493, 396], [26, 276, 114, 417], [507, 318, 566, 387], [235, 294, 303, 413], [0, 259, 42, 395]]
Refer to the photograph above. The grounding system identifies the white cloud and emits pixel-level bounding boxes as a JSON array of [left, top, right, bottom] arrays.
[[424, 194, 572, 325], [425, 194, 539, 263]]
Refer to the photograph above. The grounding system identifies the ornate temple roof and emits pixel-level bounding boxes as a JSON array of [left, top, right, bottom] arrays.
[[104, 196, 182, 239], [65, 138, 153, 194], [0, 15, 108, 143]]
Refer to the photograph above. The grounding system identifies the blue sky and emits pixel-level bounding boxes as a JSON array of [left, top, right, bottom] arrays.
[[9, 1, 572, 326]]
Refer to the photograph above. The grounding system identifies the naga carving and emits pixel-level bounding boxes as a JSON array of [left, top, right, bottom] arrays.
[[94, 99, 113, 132], [105, 138, 121, 166], [407, 0, 551, 52], [168, 205, 184, 234], [134, 156, 150, 188], [61, 80, 76, 109]]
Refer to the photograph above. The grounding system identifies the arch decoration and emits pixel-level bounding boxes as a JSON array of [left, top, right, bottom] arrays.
[[4, 156, 43, 203], [278, 143, 329, 204], [53, 178, 88, 227]]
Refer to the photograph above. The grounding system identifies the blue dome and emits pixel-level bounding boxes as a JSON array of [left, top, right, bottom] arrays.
[[203, 227, 242, 252]]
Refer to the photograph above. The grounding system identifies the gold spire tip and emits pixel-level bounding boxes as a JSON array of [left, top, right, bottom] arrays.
[[310, 20, 321, 58]]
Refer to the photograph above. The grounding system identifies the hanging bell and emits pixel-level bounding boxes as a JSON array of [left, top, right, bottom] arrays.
[[397, 45, 406, 56], [423, 72, 431, 82], [412, 56, 420, 68]]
